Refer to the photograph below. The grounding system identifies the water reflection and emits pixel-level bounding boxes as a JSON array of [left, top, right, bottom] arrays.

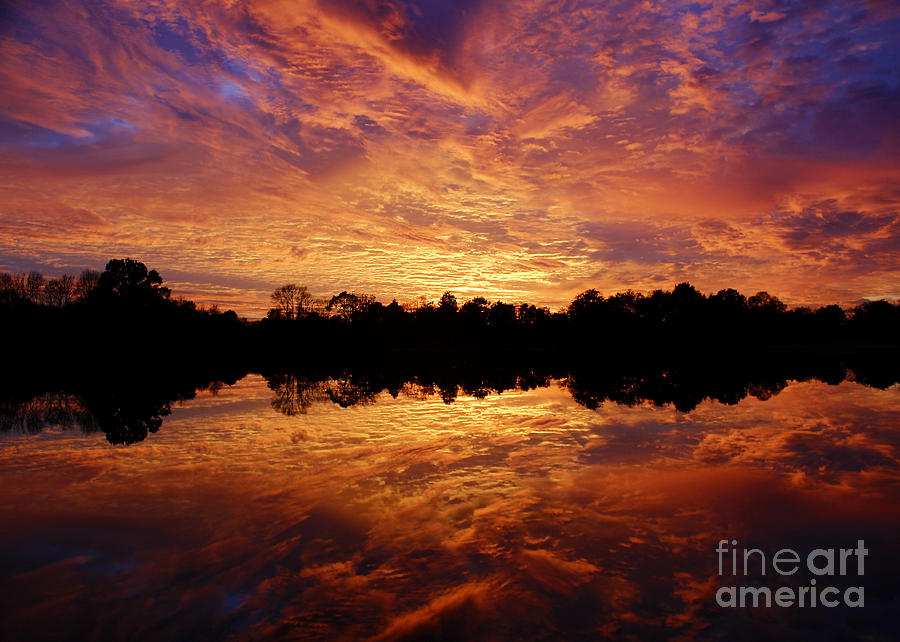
[[1, 365, 899, 640], [4, 357, 896, 445], [0, 372, 237, 445]]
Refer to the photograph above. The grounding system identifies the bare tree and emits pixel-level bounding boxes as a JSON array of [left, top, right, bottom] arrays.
[[0, 272, 17, 304], [25, 272, 45, 304], [76, 269, 101, 301], [402, 295, 429, 312], [60, 273, 75, 304], [44, 279, 62, 306], [310, 296, 329, 315], [270, 284, 312, 320], [267, 373, 328, 415], [45, 274, 76, 306]]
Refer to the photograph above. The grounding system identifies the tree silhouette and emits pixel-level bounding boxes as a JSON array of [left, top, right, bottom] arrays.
[[748, 291, 786, 312], [270, 283, 311, 320], [0, 272, 25, 304], [439, 291, 458, 313], [76, 269, 101, 300], [4, 258, 899, 372], [711, 288, 746, 309], [327, 291, 375, 318], [25, 272, 44, 304], [90, 258, 171, 306], [44, 274, 75, 306], [267, 372, 325, 415]]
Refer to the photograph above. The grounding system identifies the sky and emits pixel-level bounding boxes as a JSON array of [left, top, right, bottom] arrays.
[[1, 0, 899, 317]]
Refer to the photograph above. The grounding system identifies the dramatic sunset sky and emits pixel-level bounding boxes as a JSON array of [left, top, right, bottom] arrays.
[[1, 0, 898, 316]]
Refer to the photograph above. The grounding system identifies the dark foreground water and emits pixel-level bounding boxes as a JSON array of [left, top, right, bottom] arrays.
[[1, 374, 899, 640]]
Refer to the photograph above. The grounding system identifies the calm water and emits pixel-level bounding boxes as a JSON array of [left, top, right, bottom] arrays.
[[2, 375, 899, 640]]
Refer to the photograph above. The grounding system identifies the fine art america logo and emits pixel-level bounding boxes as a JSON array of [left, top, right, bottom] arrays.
[[715, 539, 867, 608]]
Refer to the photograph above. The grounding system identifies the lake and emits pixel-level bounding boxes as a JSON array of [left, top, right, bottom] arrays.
[[1, 371, 899, 640]]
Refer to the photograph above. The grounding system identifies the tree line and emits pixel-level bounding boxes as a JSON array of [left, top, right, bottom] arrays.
[[1, 258, 896, 444], [0, 269, 100, 306], [2, 259, 898, 360], [260, 281, 897, 351]]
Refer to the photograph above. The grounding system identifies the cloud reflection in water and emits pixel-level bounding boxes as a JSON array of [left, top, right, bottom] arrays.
[[1, 377, 899, 639]]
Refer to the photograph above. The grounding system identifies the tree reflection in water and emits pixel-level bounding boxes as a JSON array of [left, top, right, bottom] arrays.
[[0, 372, 238, 444], [2, 355, 896, 444]]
